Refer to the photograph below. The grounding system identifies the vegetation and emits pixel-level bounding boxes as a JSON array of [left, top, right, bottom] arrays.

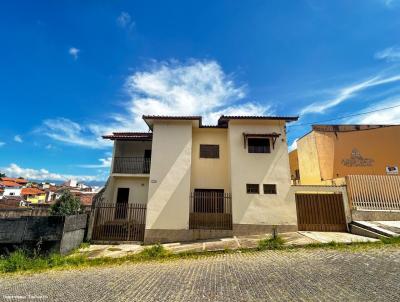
[[1, 237, 400, 275], [257, 236, 285, 250], [50, 190, 82, 216]]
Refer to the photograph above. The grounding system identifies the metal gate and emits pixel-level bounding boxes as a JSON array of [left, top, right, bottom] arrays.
[[189, 191, 232, 230], [295, 193, 347, 232], [92, 203, 146, 241]]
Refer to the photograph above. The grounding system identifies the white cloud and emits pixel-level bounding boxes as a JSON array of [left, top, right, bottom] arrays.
[[0, 142, 5, 147], [40, 60, 271, 148], [1, 163, 102, 182], [288, 138, 298, 152], [69, 47, 80, 60], [348, 98, 400, 124], [14, 135, 23, 143], [78, 157, 112, 168], [117, 12, 135, 29], [381, 0, 399, 7], [300, 74, 400, 115], [375, 46, 400, 62], [39, 118, 110, 149]]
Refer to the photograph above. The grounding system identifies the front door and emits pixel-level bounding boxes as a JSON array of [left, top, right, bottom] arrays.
[[115, 188, 129, 219]]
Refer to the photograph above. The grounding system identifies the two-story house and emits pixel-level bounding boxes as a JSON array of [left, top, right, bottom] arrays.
[[92, 115, 298, 243]]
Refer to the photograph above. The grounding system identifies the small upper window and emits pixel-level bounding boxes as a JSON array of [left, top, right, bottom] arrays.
[[263, 184, 277, 194], [200, 144, 219, 158], [248, 138, 270, 153], [246, 184, 259, 194]]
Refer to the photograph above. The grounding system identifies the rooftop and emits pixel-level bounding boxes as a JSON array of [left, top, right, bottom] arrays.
[[0, 180, 23, 188], [104, 115, 299, 138], [21, 187, 45, 195]]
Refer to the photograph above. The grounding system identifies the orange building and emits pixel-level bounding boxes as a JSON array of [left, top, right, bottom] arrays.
[[289, 124, 400, 185]]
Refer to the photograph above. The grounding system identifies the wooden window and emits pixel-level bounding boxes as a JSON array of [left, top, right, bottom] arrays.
[[248, 138, 270, 153], [200, 144, 219, 158], [263, 184, 277, 194], [246, 184, 259, 194]]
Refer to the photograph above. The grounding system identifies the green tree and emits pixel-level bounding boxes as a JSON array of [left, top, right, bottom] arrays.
[[50, 190, 82, 216], [0, 172, 6, 178]]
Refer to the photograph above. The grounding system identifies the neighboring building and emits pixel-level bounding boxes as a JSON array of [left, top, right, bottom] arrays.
[[0, 180, 22, 199], [1, 177, 28, 186], [289, 149, 300, 184], [289, 124, 400, 185], [21, 187, 46, 204], [99, 114, 298, 243]]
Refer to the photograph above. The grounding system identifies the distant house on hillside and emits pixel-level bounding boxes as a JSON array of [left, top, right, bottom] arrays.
[[0, 180, 23, 199], [21, 187, 46, 204]]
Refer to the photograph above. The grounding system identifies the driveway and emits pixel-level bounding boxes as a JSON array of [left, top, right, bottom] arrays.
[[1, 248, 399, 301]]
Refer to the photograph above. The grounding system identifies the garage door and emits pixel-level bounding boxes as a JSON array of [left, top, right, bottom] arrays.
[[295, 193, 347, 232]]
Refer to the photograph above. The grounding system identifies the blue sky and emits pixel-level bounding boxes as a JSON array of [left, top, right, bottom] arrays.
[[1, 0, 400, 183]]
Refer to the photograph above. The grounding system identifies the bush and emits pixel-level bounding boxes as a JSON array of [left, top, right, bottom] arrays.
[[139, 244, 168, 258], [258, 236, 285, 250], [50, 190, 82, 216]]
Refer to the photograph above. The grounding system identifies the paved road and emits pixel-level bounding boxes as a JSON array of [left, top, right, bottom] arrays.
[[1, 248, 400, 302]]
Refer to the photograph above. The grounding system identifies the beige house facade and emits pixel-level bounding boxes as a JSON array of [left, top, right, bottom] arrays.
[[100, 115, 298, 243]]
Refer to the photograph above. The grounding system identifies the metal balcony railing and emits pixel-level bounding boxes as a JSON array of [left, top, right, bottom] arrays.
[[112, 157, 151, 174]]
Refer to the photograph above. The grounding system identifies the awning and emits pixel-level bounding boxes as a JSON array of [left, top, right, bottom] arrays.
[[243, 133, 281, 149]]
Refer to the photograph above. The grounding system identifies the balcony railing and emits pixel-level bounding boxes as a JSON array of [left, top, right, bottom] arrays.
[[189, 192, 232, 230], [112, 157, 151, 174]]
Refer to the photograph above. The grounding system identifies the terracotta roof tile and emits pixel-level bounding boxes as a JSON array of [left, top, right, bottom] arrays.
[[21, 188, 45, 195], [0, 181, 23, 187]]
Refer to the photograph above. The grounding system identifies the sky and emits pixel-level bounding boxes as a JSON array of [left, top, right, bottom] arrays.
[[1, 0, 400, 184]]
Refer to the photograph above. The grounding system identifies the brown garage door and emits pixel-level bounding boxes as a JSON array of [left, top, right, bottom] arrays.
[[295, 193, 347, 232]]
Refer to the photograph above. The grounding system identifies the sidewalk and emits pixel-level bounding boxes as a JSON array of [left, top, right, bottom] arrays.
[[78, 231, 377, 259]]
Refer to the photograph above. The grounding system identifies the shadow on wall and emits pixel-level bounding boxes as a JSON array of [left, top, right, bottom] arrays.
[[147, 141, 192, 229], [234, 145, 296, 226]]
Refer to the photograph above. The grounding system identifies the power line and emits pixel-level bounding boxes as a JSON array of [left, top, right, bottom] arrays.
[[288, 103, 400, 128]]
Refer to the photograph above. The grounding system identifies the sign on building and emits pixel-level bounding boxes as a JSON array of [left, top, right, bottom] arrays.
[[386, 166, 399, 175]]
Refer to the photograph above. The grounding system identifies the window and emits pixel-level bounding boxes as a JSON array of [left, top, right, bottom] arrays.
[[248, 138, 270, 153], [246, 184, 259, 194], [200, 144, 219, 158], [263, 184, 277, 194]]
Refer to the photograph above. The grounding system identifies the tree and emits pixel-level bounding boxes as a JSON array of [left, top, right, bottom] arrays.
[[0, 172, 6, 178], [50, 190, 82, 216]]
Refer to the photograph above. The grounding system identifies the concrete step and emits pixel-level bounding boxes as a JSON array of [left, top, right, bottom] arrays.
[[351, 221, 398, 238], [349, 224, 387, 239]]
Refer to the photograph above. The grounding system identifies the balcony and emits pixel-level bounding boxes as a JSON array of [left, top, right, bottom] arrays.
[[112, 157, 151, 174]]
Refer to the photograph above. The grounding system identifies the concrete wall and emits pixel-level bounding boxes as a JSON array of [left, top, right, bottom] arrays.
[[228, 120, 297, 228], [145, 121, 192, 231], [0, 214, 87, 255], [288, 149, 299, 181], [114, 140, 152, 157], [107, 176, 149, 204], [297, 132, 323, 185], [190, 128, 230, 192]]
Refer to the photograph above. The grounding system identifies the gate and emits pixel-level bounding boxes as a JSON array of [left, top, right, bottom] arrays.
[[295, 193, 347, 232], [92, 203, 146, 241], [189, 191, 232, 230]]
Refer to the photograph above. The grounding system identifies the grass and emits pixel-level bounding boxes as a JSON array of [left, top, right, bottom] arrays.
[[257, 236, 285, 250], [1, 237, 400, 275]]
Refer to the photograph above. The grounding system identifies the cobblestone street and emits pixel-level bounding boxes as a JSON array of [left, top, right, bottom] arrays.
[[1, 248, 400, 302]]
